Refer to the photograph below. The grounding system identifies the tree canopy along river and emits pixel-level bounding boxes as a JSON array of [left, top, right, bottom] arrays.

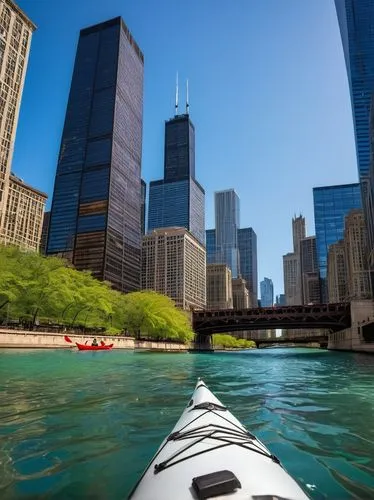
[[0, 347, 373, 499]]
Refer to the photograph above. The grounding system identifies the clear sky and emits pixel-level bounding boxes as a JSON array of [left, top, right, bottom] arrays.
[[14, 0, 358, 298]]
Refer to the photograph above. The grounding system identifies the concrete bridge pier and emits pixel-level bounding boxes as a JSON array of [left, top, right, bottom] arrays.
[[328, 300, 374, 353], [193, 333, 213, 352]]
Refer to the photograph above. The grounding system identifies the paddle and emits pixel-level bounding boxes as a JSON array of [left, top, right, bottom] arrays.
[[64, 335, 73, 343]]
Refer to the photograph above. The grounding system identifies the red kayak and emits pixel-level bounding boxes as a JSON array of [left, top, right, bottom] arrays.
[[76, 343, 114, 351]]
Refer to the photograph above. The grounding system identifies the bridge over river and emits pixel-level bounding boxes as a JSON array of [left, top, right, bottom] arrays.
[[192, 303, 351, 349]]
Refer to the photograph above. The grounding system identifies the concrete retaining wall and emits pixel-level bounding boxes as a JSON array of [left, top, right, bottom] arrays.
[[328, 300, 374, 353], [0, 329, 188, 352]]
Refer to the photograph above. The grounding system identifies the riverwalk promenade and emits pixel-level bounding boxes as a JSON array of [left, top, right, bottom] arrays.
[[0, 329, 188, 352]]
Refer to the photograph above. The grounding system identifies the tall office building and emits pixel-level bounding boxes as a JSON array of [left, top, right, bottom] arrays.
[[327, 240, 347, 302], [206, 264, 233, 310], [47, 18, 144, 292], [344, 209, 372, 299], [206, 228, 216, 264], [282, 215, 305, 305], [148, 110, 205, 245], [214, 189, 240, 277], [292, 215, 306, 254], [238, 227, 258, 303], [283, 252, 299, 305], [4, 173, 47, 251], [260, 277, 273, 307], [0, 1, 36, 242], [141, 227, 206, 310], [335, 1, 374, 279], [141, 179, 146, 236], [334, 0, 374, 183], [300, 236, 320, 304], [313, 183, 361, 301]]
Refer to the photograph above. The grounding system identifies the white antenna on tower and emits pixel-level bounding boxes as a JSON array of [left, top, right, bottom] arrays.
[[175, 72, 179, 116], [186, 79, 189, 115]]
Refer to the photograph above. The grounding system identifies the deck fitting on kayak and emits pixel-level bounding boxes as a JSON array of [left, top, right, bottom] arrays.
[[192, 469, 241, 499], [190, 402, 227, 411]]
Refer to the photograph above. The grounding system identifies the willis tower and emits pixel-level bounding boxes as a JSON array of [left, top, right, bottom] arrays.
[[148, 78, 205, 244]]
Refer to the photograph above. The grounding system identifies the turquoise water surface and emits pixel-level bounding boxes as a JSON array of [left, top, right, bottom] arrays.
[[0, 348, 374, 499]]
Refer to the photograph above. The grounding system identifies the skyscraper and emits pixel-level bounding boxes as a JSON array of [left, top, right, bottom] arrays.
[[313, 183, 361, 301], [141, 179, 146, 236], [260, 277, 274, 307], [344, 209, 372, 299], [215, 189, 240, 277], [206, 228, 219, 264], [335, 0, 374, 276], [334, 0, 374, 182], [283, 252, 299, 305], [300, 236, 320, 304], [327, 240, 347, 302], [0, 1, 36, 242], [292, 215, 306, 255], [148, 105, 205, 245], [238, 227, 258, 304], [47, 17, 144, 292], [282, 215, 305, 305]]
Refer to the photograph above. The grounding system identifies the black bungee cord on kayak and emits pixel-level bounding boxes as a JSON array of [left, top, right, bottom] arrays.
[[153, 402, 282, 474]]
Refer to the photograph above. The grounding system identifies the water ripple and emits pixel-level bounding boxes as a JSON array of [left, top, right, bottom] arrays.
[[0, 348, 374, 499]]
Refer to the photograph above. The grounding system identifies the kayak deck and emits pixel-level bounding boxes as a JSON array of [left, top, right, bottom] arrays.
[[129, 379, 310, 499]]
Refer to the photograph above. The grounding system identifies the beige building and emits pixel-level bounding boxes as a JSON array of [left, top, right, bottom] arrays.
[[327, 240, 347, 302], [292, 214, 306, 255], [206, 264, 233, 310], [283, 252, 299, 305], [141, 227, 206, 310], [302, 272, 320, 304], [0, 1, 36, 242], [2, 173, 47, 251], [344, 209, 372, 300], [283, 215, 305, 306], [232, 277, 249, 309]]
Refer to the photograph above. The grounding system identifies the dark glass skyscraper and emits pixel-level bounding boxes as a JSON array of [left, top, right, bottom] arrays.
[[148, 113, 205, 245], [335, 0, 374, 182], [164, 115, 195, 181], [238, 227, 258, 303], [47, 17, 144, 292], [313, 183, 361, 300], [260, 277, 274, 307], [206, 229, 216, 264]]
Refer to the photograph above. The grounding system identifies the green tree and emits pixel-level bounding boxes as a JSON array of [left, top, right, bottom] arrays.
[[0, 245, 194, 343]]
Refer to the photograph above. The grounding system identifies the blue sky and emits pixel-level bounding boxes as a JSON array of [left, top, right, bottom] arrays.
[[14, 0, 357, 297]]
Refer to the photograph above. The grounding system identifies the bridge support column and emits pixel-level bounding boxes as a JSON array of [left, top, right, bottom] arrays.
[[192, 333, 213, 352], [328, 300, 374, 353]]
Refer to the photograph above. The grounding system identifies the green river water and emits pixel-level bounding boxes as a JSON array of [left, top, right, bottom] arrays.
[[0, 347, 373, 499]]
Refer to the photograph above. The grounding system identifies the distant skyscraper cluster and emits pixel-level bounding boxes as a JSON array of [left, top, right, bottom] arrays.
[[206, 189, 258, 307]]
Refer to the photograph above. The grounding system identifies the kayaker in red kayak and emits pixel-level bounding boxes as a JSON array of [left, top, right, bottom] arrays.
[[91, 338, 99, 346]]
